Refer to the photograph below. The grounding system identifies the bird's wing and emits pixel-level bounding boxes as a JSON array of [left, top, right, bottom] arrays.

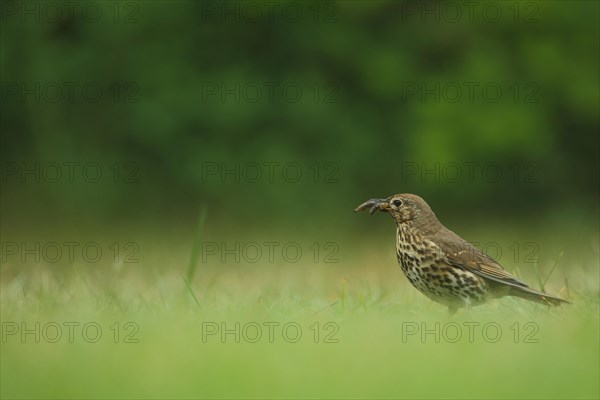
[[431, 229, 530, 289]]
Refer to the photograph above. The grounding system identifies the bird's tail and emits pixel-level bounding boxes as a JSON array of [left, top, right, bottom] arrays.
[[510, 285, 571, 306]]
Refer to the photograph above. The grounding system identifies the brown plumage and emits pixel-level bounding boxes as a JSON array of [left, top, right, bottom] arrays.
[[355, 193, 569, 313]]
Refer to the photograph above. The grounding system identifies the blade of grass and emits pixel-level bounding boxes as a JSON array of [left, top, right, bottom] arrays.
[[541, 251, 564, 292], [181, 274, 200, 307], [186, 206, 207, 282], [533, 261, 544, 292], [340, 277, 347, 311]]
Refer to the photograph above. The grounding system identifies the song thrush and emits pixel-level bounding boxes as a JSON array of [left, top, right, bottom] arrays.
[[355, 193, 569, 313]]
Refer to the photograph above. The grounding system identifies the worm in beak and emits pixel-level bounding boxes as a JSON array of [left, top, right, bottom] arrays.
[[354, 198, 390, 215]]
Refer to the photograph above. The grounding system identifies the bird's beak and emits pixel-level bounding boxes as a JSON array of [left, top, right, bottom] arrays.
[[354, 197, 390, 215]]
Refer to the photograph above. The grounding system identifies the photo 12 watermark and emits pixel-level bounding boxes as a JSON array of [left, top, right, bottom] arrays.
[[1, 1, 141, 24], [2, 321, 140, 343], [399, 162, 540, 184], [401, 321, 539, 343], [199, 81, 340, 104], [399, 1, 540, 24], [201, 241, 340, 264], [200, 161, 340, 184], [439, 241, 539, 264], [0, 82, 140, 104], [198, 1, 340, 24], [1, 241, 140, 264], [400, 81, 539, 103], [201, 321, 339, 343], [1, 162, 140, 184]]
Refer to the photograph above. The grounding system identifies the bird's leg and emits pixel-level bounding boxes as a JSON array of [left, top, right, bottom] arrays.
[[464, 297, 472, 310], [463, 297, 473, 318]]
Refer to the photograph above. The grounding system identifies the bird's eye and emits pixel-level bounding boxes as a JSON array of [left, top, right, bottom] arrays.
[[392, 199, 403, 207]]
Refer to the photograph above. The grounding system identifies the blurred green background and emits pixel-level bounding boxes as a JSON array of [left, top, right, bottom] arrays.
[[1, 0, 598, 227], [1, 1, 599, 399]]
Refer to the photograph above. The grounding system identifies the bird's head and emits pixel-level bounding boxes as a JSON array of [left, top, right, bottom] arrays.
[[354, 193, 440, 229]]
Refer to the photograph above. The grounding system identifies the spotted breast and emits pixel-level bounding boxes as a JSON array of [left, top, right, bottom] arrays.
[[395, 223, 488, 308]]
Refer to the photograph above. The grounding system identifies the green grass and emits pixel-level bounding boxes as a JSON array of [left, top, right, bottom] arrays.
[[1, 224, 598, 399]]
